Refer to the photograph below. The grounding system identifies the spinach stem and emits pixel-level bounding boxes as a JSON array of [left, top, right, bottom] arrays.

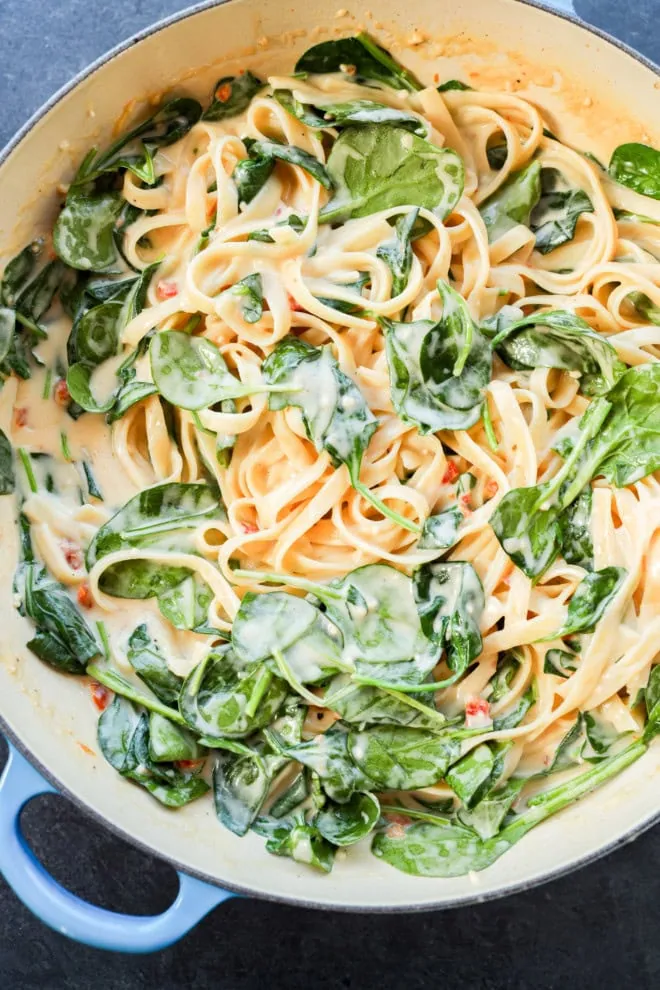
[[96, 620, 111, 661], [271, 648, 323, 706], [87, 664, 188, 725], [482, 398, 498, 452], [353, 673, 460, 693], [18, 448, 38, 493], [353, 479, 421, 534], [60, 431, 72, 462], [245, 667, 274, 718], [230, 568, 344, 601], [42, 367, 53, 401]]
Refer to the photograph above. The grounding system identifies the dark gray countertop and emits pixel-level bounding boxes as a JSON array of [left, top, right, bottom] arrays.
[[1, 2, 659, 986]]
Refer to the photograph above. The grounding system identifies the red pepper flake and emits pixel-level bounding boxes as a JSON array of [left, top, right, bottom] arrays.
[[61, 541, 83, 570], [241, 522, 259, 534], [14, 407, 28, 428], [53, 378, 71, 406], [77, 582, 94, 609], [78, 742, 95, 756], [89, 680, 111, 712], [484, 478, 498, 500], [215, 82, 232, 103], [465, 697, 491, 728], [287, 293, 304, 312], [460, 492, 472, 511], [442, 461, 459, 485], [176, 758, 206, 771], [157, 280, 178, 300]]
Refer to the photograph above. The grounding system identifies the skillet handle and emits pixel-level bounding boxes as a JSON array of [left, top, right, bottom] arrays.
[[0, 743, 235, 952]]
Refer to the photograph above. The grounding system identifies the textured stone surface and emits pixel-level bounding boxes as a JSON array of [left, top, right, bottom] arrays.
[[0, 1, 659, 984]]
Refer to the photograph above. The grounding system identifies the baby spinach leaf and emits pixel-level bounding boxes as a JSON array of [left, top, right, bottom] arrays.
[[446, 744, 496, 808], [529, 168, 594, 254], [543, 566, 626, 640], [376, 208, 418, 297], [54, 192, 124, 271], [179, 648, 288, 739], [0, 308, 14, 366], [96, 559, 194, 601], [262, 336, 418, 532], [22, 564, 98, 673], [98, 695, 142, 772], [437, 79, 471, 92], [348, 725, 463, 789], [15, 259, 64, 326], [491, 309, 624, 397], [148, 712, 204, 763], [412, 560, 485, 683], [233, 154, 275, 204], [628, 291, 660, 325], [320, 125, 464, 225], [326, 677, 449, 730], [486, 141, 508, 170], [269, 771, 308, 818], [254, 816, 336, 872], [295, 33, 422, 93], [232, 273, 263, 323], [373, 737, 646, 876], [315, 791, 380, 846], [157, 573, 214, 632], [457, 777, 525, 840], [213, 745, 270, 835], [150, 331, 277, 411], [203, 72, 265, 121], [644, 665, 660, 741], [231, 591, 343, 684], [559, 488, 593, 569], [479, 160, 541, 242], [0, 429, 15, 494], [127, 624, 183, 705], [72, 98, 202, 185], [275, 92, 425, 134], [246, 139, 331, 189], [1, 239, 42, 307], [543, 648, 579, 678], [418, 504, 463, 552], [283, 726, 377, 803], [383, 281, 492, 433], [609, 142, 660, 200]]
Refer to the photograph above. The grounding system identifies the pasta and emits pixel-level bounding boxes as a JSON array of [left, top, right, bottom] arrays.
[[2, 33, 660, 878]]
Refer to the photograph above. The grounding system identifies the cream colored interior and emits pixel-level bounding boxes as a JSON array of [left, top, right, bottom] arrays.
[[1, 0, 659, 909]]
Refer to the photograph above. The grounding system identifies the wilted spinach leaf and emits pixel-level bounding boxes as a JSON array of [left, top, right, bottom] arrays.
[[295, 33, 422, 92], [203, 72, 265, 121], [480, 160, 541, 242], [529, 168, 594, 254], [609, 142, 660, 200]]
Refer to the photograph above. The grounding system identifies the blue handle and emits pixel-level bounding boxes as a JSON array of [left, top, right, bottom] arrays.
[[0, 742, 235, 952]]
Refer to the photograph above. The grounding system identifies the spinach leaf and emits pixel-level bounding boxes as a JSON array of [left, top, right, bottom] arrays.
[[87, 482, 220, 567], [417, 504, 463, 552], [543, 566, 626, 640], [21, 564, 98, 673], [98, 697, 209, 807], [213, 745, 270, 835], [127, 624, 183, 705], [179, 648, 288, 739], [376, 208, 418, 297], [347, 725, 464, 789], [246, 139, 331, 189], [232, 273, 263, 323], [72, 98, 202, 185], [253, 816, 336, 872], [609, 142, 660, 200], [150, 331, 279, 411], [275, 92, 425, 134], [233, 155, 275, 205], [0, 429, 15, 494], [295, 33, 422, 92], [283, 726, 377, 803], [491, 367, 660, 578], [315, 791, 380, 846], [543, 647, 579, 678], [54, 192, 124, 271], [203, 72, 265, 121], [231, 591, 344, 684], [412, 560, 484, 684], [148, 712, 203, 763], [383, 281, 492, 433], [326, 677, 449, 730], [644, 665, 660, 741], [479, 160, 541, 242], [559, 488, 593, 568], [491, 309, 625, 397], [529, 169, 594, 254], [0, 309, 14, 366], [372, 737, 646, 876], [457, 777, 525, 840], [269, 771, 308, 818], [628, 291, 660, 325], [446, 743, 496, 808], [157, 573, 214, 632], [1, 239, 41, 307], [320, 125, 464, 224], [262, 336, 419, 532], [437, 79, 471, 92]]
